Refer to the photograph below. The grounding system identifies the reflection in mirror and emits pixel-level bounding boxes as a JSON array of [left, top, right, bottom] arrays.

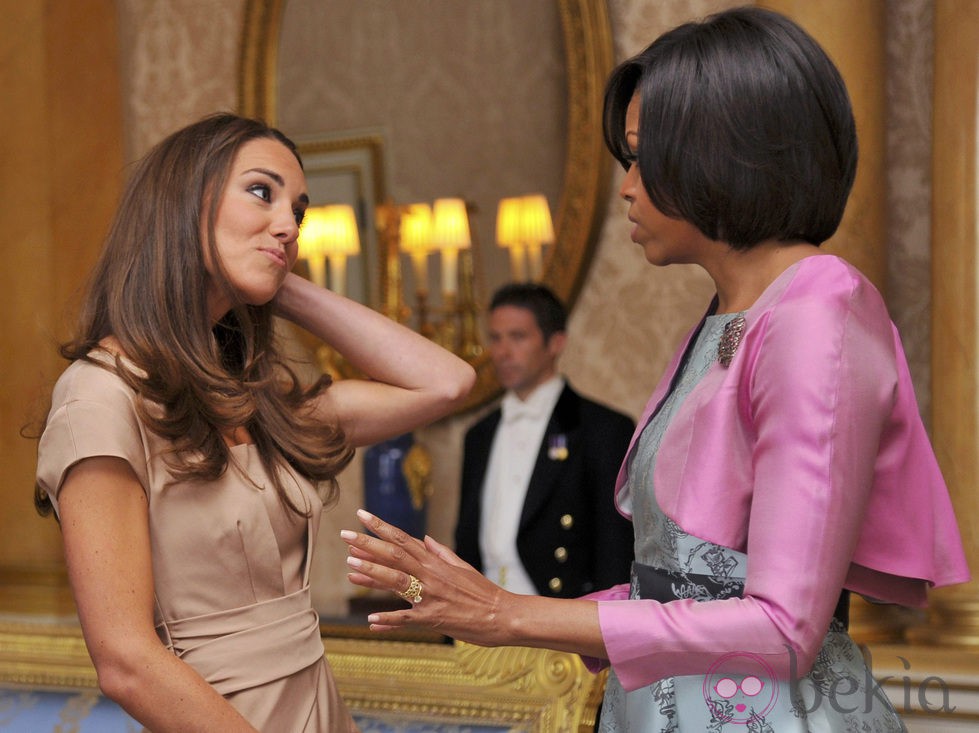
[[239, 0, 614, 410], [277, 0, 566, 320], [293, 134, 386, 307]]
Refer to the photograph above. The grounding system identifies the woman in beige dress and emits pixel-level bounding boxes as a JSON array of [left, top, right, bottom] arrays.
[[34, 114, 475, 732]]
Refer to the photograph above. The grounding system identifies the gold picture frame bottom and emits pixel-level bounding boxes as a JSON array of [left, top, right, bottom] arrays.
[[0, 620, 606, 732]]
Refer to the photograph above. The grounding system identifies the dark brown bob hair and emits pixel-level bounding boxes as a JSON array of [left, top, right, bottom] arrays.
[[603, 6, 857, 249]]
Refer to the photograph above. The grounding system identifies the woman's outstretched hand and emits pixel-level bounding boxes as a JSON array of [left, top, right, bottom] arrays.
[[340, 509, 516, 646]]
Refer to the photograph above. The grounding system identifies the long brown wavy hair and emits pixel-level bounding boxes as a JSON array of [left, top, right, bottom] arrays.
[[35, 113, 354, 517]]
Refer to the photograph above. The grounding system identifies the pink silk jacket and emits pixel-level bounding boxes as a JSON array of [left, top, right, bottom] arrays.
[[589, 255, 969, 692]]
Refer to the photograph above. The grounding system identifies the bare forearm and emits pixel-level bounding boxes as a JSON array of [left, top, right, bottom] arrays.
[[497, 594, 607, 659], [275, 273, 473, 394], [97, 643, 257, 732]]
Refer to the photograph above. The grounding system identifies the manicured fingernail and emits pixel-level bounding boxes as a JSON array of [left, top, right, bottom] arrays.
[[357, 509, 375, 521], [340, 530, 356, 540], [346, 556, 363, 568], [367, 614, 380, 624]]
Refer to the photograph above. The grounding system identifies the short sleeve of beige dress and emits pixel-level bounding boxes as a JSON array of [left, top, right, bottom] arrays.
[[36, 354, 358, 732]]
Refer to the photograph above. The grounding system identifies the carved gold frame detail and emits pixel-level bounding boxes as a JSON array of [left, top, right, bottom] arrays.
[[0, 620, 606, 731]]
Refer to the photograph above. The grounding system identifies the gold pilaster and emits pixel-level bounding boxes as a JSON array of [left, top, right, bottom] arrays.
[[908, 0, 979, 648], [761, 0, 888, 293], [0, 0, 124, 616]]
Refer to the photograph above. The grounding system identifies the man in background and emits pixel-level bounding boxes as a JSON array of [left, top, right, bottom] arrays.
[[456, 283, 634, 598]]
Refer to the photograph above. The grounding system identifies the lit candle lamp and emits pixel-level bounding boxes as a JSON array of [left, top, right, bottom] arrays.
[[518, 194, 554, 282], [432, 198, 471, 296], [496, 196, 526, 281], [399, 203, 434, 292], [297, 204, 360, 296]]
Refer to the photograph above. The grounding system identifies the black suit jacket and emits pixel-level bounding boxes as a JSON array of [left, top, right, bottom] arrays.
[[456, 383, 635, 598]]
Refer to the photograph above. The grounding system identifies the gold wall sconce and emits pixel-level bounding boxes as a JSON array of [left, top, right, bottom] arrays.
[[296, 194, 553, 374], [377, 197, 481, 361]]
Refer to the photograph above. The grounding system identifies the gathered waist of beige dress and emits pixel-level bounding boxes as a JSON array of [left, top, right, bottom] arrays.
[[155, 586, 324, 696]]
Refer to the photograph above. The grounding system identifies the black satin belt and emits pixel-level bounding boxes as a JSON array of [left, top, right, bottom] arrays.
[[633, 561, 850, 631]]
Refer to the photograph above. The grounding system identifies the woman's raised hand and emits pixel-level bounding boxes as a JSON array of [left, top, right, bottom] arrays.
[[274, 274, 475, 447], [340, 510, 515, 646]]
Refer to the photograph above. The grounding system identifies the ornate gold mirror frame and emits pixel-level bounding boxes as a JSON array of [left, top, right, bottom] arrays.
[[238, 0, 615, 411], [0, 623, 605, 731]]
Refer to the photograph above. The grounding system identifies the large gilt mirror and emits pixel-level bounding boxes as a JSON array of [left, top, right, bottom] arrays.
[[239, 0, 614, 410]]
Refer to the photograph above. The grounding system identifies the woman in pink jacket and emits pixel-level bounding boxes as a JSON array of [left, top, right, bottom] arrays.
[[342, 7, 969, 731]]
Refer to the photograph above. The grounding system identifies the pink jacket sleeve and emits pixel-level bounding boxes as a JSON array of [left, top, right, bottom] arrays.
[[577, 583, 630, 673]]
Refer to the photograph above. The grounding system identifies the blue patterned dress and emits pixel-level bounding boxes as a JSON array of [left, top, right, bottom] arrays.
[[598, 314, 905, 733]]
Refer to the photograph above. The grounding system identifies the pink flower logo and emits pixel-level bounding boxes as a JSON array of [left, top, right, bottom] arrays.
[[702, 652, 779, 724]]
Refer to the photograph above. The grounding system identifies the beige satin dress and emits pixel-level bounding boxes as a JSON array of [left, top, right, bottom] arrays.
[[36, 354, 358, 732]]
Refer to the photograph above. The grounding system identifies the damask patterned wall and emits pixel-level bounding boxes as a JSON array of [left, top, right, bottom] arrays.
[[115, 0, 246, 159], [276, 0, 566, 298], [115, 0, 934, 615], [884, 0, 933, 422]]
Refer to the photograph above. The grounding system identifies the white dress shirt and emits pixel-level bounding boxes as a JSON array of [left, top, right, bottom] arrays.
[[479, 375, 565, 594]]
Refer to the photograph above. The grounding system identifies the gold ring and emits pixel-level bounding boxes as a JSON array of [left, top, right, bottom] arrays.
[[397, 574, 423, 604]]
